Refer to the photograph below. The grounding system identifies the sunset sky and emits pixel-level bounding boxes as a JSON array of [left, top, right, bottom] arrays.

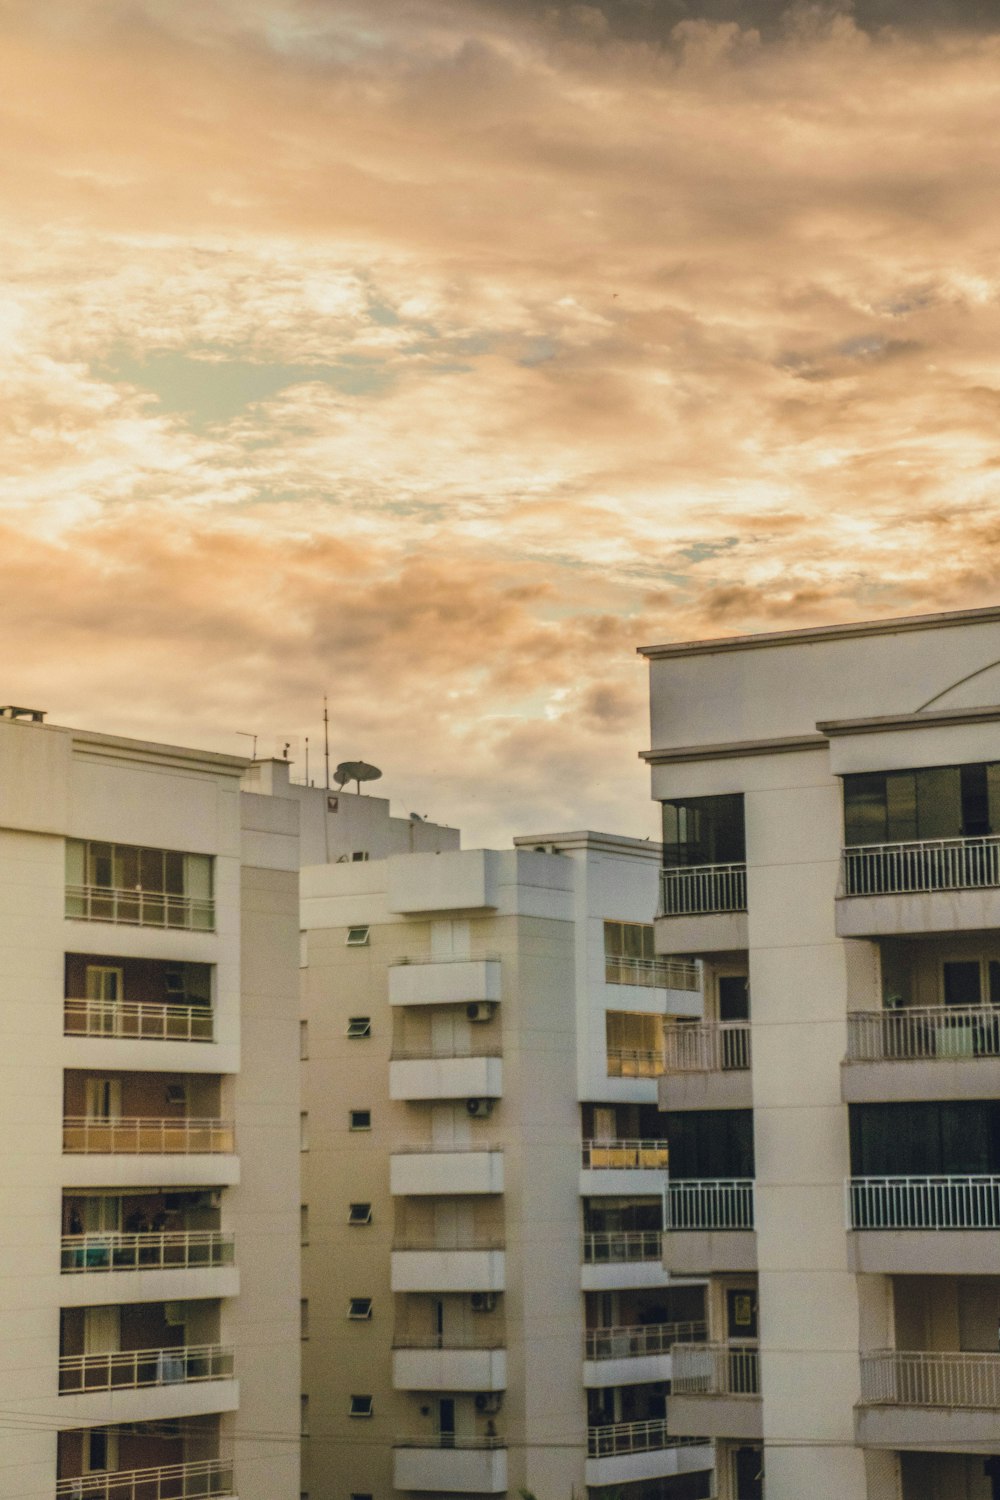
[[4, 0, 1000, 843]]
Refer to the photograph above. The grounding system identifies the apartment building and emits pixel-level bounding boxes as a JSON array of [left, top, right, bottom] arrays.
[[640, 604, 1000, 1500], [0, 710, 300, 1500], [299, 828, 715, 1500]]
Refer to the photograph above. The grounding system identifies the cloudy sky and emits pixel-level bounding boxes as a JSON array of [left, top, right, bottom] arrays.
[[4, 0, 1000, 843]]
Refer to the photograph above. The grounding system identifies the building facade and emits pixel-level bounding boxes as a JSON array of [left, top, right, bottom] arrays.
[[642, 605, 1000, 1500], [0, 711, 301, 1500], [299, 830, 714, 1500]]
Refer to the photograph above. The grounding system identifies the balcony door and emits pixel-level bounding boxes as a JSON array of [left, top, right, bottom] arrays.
[[85, 1077, 122, 1122], [83, 1196, 122, 1233], [85, 966, 124, 1003], [437, 1396, 456, 1448], [84, 1305, 121, 1355]]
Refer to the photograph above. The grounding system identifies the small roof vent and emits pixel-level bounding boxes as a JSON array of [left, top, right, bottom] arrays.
[[0, 705, 45, 722]]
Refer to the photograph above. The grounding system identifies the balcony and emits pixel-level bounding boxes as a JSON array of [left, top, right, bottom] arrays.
[[65, 885, 215, 931], [393, 1436, 507, 1493], [843, 1006, 1000, 1104], [390, 1143, 503, 1196], [61, 1230, 234, 1274], [389, 1042, 502, 1102], [581, 1230, 668, 1291], [55, 1459, 233, 1499], [837, 836, 1000, 938], [65, 998, 214, 1044], [583, 1320, 705, 1387], [847, 1175, 1000, 1274], [59, 1343, 233, 1394], [392, 1333, 507, 1391], [660, 1021, 753, 1111], [63, 1118, 235, 1154], [664, 1179, 756, 1274], [388, 956, 501, 1008], [668, 1342, 762, 1441], [581, 1139, 669, 1195], [656, 864, 748, 953], [391, 1239, 505, 1292], [585, 1424, 713, 1487], [857, 1349, 1000, 1450], [605, 954, 700, 991]]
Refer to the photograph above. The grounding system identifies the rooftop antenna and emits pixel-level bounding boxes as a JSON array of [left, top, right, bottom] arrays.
[[323, 697, 330, 791], [333, 760, 383, 795], [305, 736, 309, 785], [236, 731, 258, 760]]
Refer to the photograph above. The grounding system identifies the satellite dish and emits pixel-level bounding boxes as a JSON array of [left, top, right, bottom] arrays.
[[333, 760, 383, 794]]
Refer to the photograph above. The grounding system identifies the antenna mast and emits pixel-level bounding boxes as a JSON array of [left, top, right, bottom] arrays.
[[323, 697, 330, 791]]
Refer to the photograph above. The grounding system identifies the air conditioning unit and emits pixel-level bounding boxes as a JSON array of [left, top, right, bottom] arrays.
[[466, 1098, 493, 1118], [474, 1392, 502, 1414], [470, 1292, 497, 1313], [466, 1002, 495, 1022]]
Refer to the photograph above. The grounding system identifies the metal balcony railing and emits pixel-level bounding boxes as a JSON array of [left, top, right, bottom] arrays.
[[842, 835, 1000, 898], [604, 955, 700, 991], [585, 1320, 707, 1360], [582, 1230, 663, 1264], [392, 1233, 504, 1251], [587, 1421, 706, 1458], [59, 1342, 233, 1394], [55, 1458, 233, 1499], [663, 1021, 751, 1073], [666, 1179, 755, 1231], [861, 1349, 1000, 1408], [848, 1175, 1000, 1230], [65, 883, 215, 931], [660, 863, 747, 918], [606, 1046, 665, 1078], [846, 1005, 1000, 1063], [63, 1118, 235, 1154], [394, 1434, 505, 1450], [672, 1341, 760, 1396], [582, 1139, 669, 1170], [64, 998, 214, 1044], [61, 1230, 234, 1274], [390, 1039, 502, 1060]]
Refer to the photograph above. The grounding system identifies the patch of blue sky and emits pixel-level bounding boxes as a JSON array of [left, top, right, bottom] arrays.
[[678, 538, 741, 563]]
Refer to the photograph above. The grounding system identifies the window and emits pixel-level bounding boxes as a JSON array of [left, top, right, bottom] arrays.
[[300, 1204, 310, 1245], [661, 794, 745, 868], [300, 1020, 309, 1060], [300, 1395, 310, 1436], [351, 1493, 374, 1500], [347, 1017, 371, 1038], [300, 1112, 309, 1151], [86, 1428, 118, 1473], [349, 1394, 374, 1418], [346, 926, 370, 946], [349, 1110, 371, 1131], [301, 1299, 309, 1340], [348, 1202, 373, 1225], [843, 761, 1000, 846], [663, 1109, 755, 1179], [348, 1297, 372, 1320], [351, 851, 369, 863], [65, 839, 214, 930], [603, 921, 658, 984]]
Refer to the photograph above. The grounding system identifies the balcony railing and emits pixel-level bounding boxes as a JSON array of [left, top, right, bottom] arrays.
[[587, 1420, 705, 1458], [61, 1230, 234, 1274], [392, 1233, 504, 1251], [395, 1435, 505, 1450], [390, 1039, 503, 1060], [848, 1174, 1000, 1230], [585, 1320, 707, 1360], [65, 884, 215, 931], [861, 1349, 1000, 1408], [59, 1342, 233, 1394], [393, 1330, 505, 1351], [672, 1341, 760, 1396], [582, 1230, 663, 1264], [607, 1046, 665, 1079], [660, 863, 747, 918], [663, 1021, 751, 1073], [63, 1118, 235, 1154], [392, 1141, 502, 1154], [582, 1139, 669, 1170], [64, 998, 214, 1044], [842, 835, 1000, 898], [605, 955, 700, 991], [391, 953, 500, 967], [846, 1005, 1000, 1063], [667, 1179, 755, 1231], [55, 1459, 233, 1499]]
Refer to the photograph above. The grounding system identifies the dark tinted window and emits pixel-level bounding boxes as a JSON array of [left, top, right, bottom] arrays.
[[843, 762, 1000, 846], [850, 1101, 1000, 1176], [663, 1109, 754, 1179], [662, 794, 745, 868]]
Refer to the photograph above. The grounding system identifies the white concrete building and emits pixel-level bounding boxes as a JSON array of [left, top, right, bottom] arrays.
[[641, 604, 1000, 1500], [299, 828, 714, 1500], [0, 710, 301, 1500]]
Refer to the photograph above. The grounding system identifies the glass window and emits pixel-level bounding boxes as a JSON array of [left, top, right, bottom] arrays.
[[346, 927, 370, 946], [349, 1110, 371, 1130], [885, 772, 917, 842], [661, 794, 745, 867], [843, 775, 887, 846], [662, 1109, 754, 1179], [349, 1395, 374, 1417], [348, 1298, 372, 1320], [916, 766, 962, 839], [347, 1018, 371, 1038], [348, 1203, 372, 1225]]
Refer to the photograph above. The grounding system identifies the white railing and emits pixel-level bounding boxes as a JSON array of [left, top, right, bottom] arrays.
[[861, 1349, 1000, 1408], [607, 1047, 665, 1078], [59, 1342, 233, 1393], [660, 863, 746, 917], [846, 1005, 1000, 1062], [65, 883, 215, 931], [55, 1458, 233, 1498], [390, 953, 500, 967], [61, 1230, 234, 1274], [64, 998, 214, 1044], [393, 1330, 505, 1350], [587, 1420, 705, 1458], [392, 1233, 505, 1251], [582, 1139, 669, 1170], [672, 1341, 760, 1395], [392, 1141, 502, 1155], [663, 1021, 751, 1073], [585, 1320, 706, 1360], [395, 1434, 505, 1450], [582, 1230, 663, 1264], [842, 835, 1000, 898], [63, 1117, 235, 1154], [605, 955, 700, 991], [848, 1175, 1000, 1230], [390, 1039, 502, 1060], [667, 1179, 755, 1231]]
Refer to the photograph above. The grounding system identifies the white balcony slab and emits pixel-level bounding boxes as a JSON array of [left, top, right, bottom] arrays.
[[584, 1442, 713, 1487], [842, 1056, 1000, 1104], [659, 1072, 753, 1112], [580, 1168, 669, 1196], [664, 1230, 756, 1275], [836, 887, 1000, 939], [391, 1151, 503, 1196], [847, 1230, 1000, 1275], [583, 1352, 673, 1387], [61, 1036, 239, 1076], [389, 1057, 502, 1101], [53, 1377, 239, 1427], [60, 1265, 239, 1305], [61, 1154, 240, 1188], [668, 1393, 762, 1441], [856, 1402, 1000, 1452], [388, 959, 501, 1008], [393, 1445, 507, 1492], [581, 1260, 672, 1292], [654, 911, 748, 956], [392, 1347, 507, 1391], [391, 1249, 506, 1293]]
